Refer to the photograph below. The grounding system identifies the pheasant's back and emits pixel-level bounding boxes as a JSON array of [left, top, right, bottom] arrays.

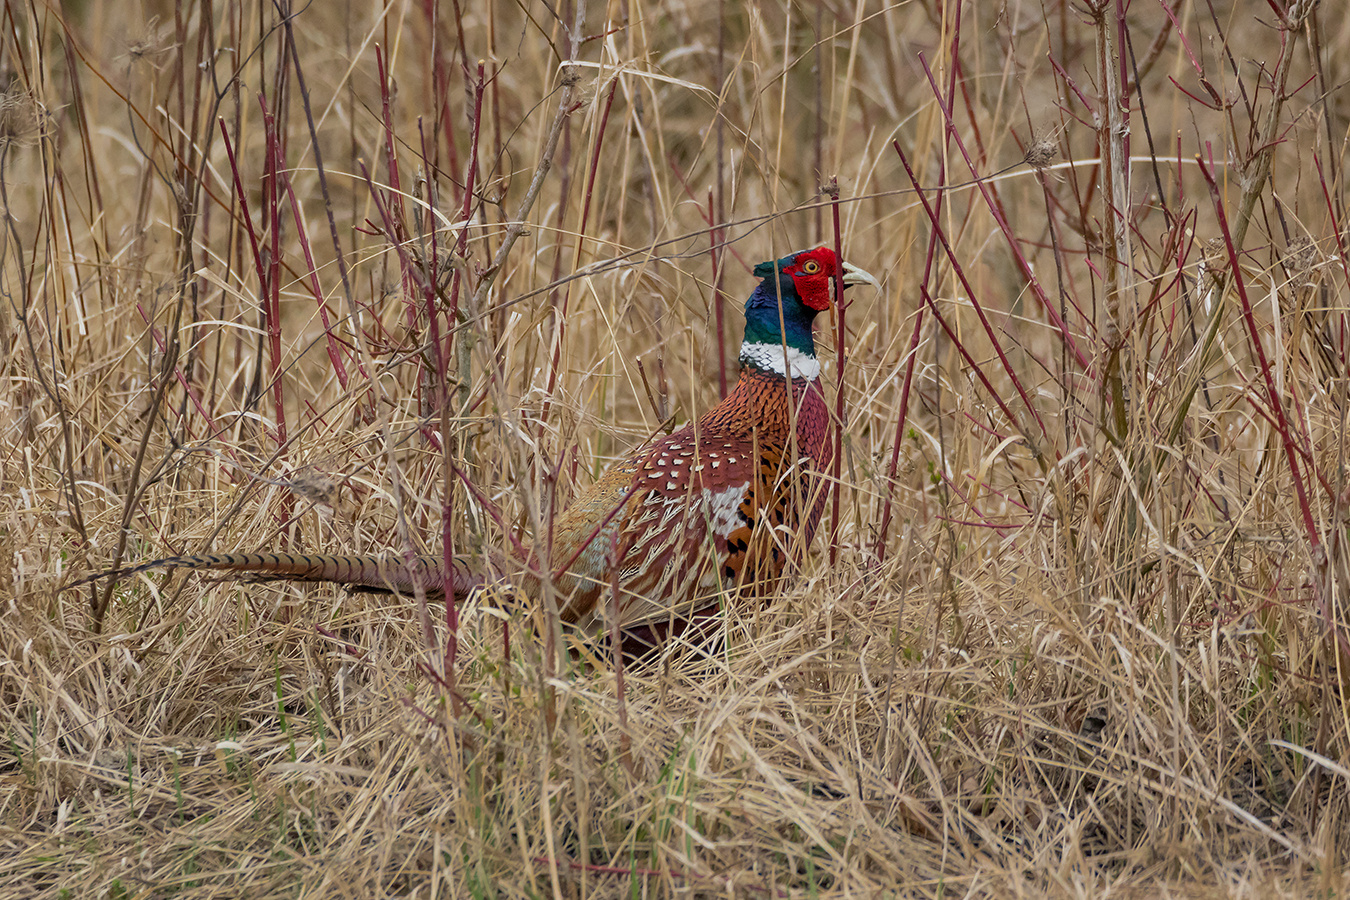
[[548, 367, 834, 634]]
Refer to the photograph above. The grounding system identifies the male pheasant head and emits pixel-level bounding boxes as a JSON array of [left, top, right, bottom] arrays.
[[740, 246, 877, 379]]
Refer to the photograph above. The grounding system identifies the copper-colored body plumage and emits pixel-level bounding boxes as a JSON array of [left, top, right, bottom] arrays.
[[546, 360, 834, 637], [81, 247, 877, 651]]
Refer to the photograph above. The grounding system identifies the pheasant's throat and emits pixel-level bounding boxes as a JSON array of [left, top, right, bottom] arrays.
[[738, 341, 821, 380]]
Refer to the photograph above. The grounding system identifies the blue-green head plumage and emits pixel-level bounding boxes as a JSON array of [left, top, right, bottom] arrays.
[[740, 247, 877, 374]]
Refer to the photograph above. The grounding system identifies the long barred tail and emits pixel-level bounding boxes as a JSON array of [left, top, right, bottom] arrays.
[[69, 552, 484, 599]]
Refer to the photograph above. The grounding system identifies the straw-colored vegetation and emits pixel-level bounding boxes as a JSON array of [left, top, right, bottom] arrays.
[[4, 0, 1349, 895]]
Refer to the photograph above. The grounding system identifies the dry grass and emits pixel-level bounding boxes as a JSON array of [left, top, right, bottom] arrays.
[[4, 0, 1350, 896]]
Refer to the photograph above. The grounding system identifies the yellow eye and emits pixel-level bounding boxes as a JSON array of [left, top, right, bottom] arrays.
[[801, 260, 822, 274]]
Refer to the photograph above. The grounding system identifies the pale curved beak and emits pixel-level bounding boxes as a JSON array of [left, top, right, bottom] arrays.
[[842, 261, 879, 289]]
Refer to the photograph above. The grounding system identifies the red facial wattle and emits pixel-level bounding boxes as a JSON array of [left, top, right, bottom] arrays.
[[785, 247, 840, 312]]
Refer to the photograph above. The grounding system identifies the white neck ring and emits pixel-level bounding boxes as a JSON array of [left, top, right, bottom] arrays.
[[739, 341, 820, 379]]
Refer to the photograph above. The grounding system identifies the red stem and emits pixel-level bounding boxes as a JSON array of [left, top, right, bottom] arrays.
[[281, 163, 349, 391], [826, 179, 846, 567], [1196, 151, 1348, 659], [438, 63, 485, 683], [375, 45, 417, 338], [891, 138, 1053, 448], [875, 70, 957, 559], [219, 113, 288, 451], [1195, 152, 1316, 543], [917, 53, 1091, 374], [709, 188, 728, 399], [542, 77, 618, 423], [874, 311, 927, 563]]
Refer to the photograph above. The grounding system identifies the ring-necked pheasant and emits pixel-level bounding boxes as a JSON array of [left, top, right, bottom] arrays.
[[77, 247, 877, 651]]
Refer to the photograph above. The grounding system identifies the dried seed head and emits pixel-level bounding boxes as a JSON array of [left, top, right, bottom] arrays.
[[1201, 237, 1228, 274], [1024, 136, 1058, 171], [0, 84, 46, 146], [127, 17, 175, 65], [1285, 236, 1322, 294]]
